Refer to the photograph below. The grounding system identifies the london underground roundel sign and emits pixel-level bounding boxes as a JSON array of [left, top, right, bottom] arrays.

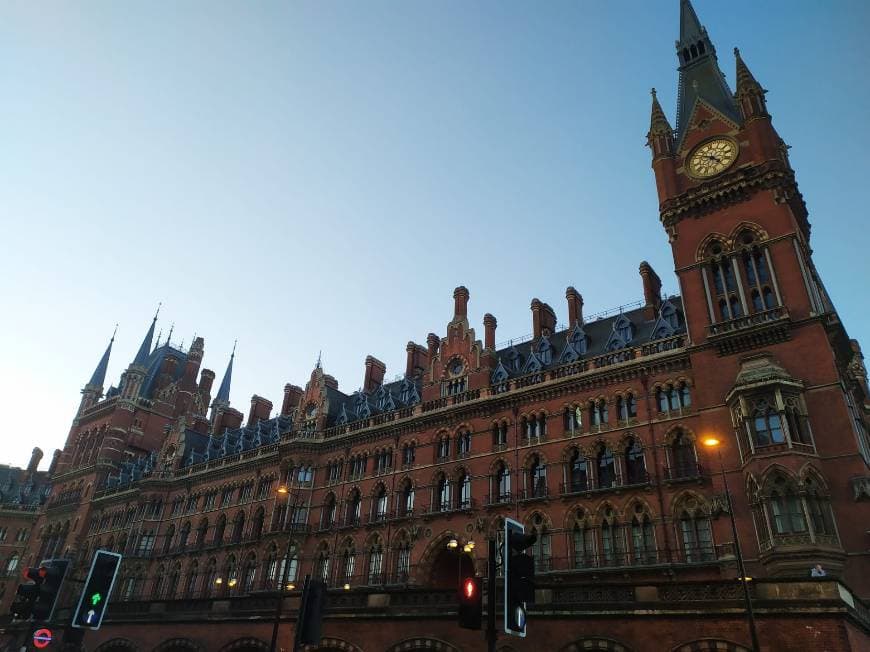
[[33, 628, 53, 649]]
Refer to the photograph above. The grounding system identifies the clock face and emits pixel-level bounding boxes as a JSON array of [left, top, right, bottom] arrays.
[[687, 138, 738, 178]]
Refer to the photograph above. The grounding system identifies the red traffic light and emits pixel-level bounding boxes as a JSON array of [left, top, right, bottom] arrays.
[[22, 567, 45, 582], [463, 577, 476, 600]]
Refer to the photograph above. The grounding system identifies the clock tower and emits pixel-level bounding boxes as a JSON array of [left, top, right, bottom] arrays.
[[649, 0, 870, 585]]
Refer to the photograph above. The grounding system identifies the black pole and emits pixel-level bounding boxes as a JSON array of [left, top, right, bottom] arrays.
[[292, 575, 312, 652], [269, 535, 295, 652], [718, 450, 760, 652], [486, 538, 497, 652]]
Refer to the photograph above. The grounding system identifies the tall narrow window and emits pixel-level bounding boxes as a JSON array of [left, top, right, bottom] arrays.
[[751, 397, 785, 446], [496, 463, 511, 502], [630, 506, 656, 564], [671, 431, 696, 478], [571, 511, 594, 568], [597, 446, 616, 489], [457, 430, 472, 456], [459, 472, 472, 509], [568, 450, 588, 492], [529, 456, 547, 497], [600, 509, 624, 566], [564, 407, 582, 434], [401, 480, 414, 516], [768, 476, 806, 534], [437, 474, 451, 512], [493, 423, 508, 448], [624, 438, 646, 484], [368, 544, 384, 584]]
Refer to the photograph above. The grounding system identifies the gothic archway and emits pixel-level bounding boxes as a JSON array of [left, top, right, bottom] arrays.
[[218, 638, 270, 652], [312, 638, 363, 652], [427, 544, 475, 589], [559, 639, 633, 652], [95, 640, 140, 652], [152, 639, 202, 652], [386, 638, 459, 652], [671, 640, 750, 652]]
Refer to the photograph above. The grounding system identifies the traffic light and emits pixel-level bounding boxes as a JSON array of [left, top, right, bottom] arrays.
[[10, 567, 44, 620], [296, 576, 327, 646], [72, 550, 122, 630], [504, 517, 537, 638], [33, 559, 70, 622], [458, 575, 482, 630]]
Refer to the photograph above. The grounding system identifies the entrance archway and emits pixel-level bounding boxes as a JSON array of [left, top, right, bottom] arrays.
[[428, 545, 475, 589]]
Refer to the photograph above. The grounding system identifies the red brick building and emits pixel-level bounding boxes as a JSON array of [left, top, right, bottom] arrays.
[[2, 1, 870, 651]]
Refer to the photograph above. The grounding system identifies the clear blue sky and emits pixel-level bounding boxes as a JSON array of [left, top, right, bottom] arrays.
[[1, 1, 868, 470]]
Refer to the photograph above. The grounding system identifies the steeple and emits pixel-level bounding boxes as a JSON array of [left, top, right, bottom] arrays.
[[734, 47, 768, 120], [214, 342, 235, 405], [647, 88, 675, 158], [133, 305, 160, 367], [674, 0, 739, 143], [86, 326, 116, 390]]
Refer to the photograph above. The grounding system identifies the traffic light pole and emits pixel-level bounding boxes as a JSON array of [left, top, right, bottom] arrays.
[[486, 538, 496, 652], [269, 536, 296, 652]]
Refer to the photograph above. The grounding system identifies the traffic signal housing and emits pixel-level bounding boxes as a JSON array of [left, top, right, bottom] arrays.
[[458, 576, 482, 630], [504, 517, 537, 638], [33, 559, 70, 622], [296, 577, 327, 646], [72, 550, 122, 630], [10, 567, 44, 620]]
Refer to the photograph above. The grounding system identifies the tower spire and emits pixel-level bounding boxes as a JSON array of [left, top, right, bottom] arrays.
[[87, 325, 117, 389], [215, 341, 235, 404], [647, 88, 675, 157], [734, 47, 768, 119], [674, 0, 739, 143], [133, 304, 160, 367]]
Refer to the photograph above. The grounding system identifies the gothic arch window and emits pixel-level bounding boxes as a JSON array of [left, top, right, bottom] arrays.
[[570, 509, 594, 568], [163, 524, 175, 555], [527, 455, 547, 498], [213, 514, 226, 545], [599, 507, 625, 566], [399, 479, 415, 516], [231, 511, 245, 543], [596, 445, 616, 489], [492, 422, 508, 448], [629, 503, 656, 564], [523, 413, 547, 442], [316, 545, 330, 583], [184, 561, 199, 597], [589, 399, 608, 427], [322, 494, 337, 529], [750, 397, 785, 446], [494, 461, 511, 502], [394, 534, 412, 582], [340, 540, 356, 584], [457, 471, 472, 509], [670, 430, 698, 478], [373, 485, 388, 521], [224, 554, 239, 595], [152, 564, 166, 599], [566, 448, 588, 493], [784, 395, 813, 446], [564, 405, 583, 434], [767, 475, 806, 535], [457, 429, 472, 457], [656, 382, 691, 414], [177, 521, 191, 551], [195, 518, 208, 548], [436, 473, 451, 512], [624, 437, 647, 484], [204, 558, 218, 597], [803, 475, 836, 539], [367, 539, 385, 585], [166, 562, 181, 598], [402, 442, 416, 468], [617, 394, 637, 422], [347, 490, 361, 526], [436, 435, 450, 462], [675, 495, 714, 562], [528, 514, 551, 572], [251, 507, 265, 541]]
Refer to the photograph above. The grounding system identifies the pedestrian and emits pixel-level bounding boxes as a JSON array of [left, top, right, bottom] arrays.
[[810, 563, 826, 577]]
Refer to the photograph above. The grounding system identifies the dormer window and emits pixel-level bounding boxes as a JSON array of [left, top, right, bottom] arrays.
[[537, 336, 553, 365]]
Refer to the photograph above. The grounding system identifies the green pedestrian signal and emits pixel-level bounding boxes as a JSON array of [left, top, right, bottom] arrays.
[[90, 593, 102, 606]]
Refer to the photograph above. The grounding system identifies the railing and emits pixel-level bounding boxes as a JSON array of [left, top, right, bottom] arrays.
[[708, 306, 788, 336], [758, 532, 841, 552], [519, 487, 549, 502], [484, 493, 512, 507]]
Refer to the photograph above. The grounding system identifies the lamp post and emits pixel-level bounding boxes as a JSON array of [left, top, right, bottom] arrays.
[[703, 437, 760, 652], [270, 485, 296, 652]]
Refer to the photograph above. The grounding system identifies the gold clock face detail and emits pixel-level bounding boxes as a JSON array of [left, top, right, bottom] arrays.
[[687, 138, 738, 178]]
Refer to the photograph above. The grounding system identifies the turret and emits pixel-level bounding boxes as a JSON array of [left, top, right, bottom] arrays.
[[78, 328, 115, 414]]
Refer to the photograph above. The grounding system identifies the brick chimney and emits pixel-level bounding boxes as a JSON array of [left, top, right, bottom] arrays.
[[198, 368, 215, 396], [566, 287, 584, 325], [483, 314, 497, 350], [215, 407, 244, 433], [27, 447, 43, 474], [405, 342, 429, 379], [282, 384, 304, 416], [47, 449, 62, 475], [427, 333, 440, 359], [639, 261, 662, 320], [453, 286, 470, 322], [191, 415, 210, 434], [323, 374, 339, 390], [363, 356, 387, 393], [247, 395, 273, 426], [531, 299, 557, 339]]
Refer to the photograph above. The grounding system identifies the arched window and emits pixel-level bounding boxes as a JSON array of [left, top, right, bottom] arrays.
[[231, 511, 245, 543], [437, 435, 450, 461], [567, 449, 588, 492], [571, 510, 594, 568], [163, 524, 175, 555], [600, 508, 624, 566], [241, 554, 257, 592], [670, 431, 697, 478], [224, 554, 238, 595], [596, 446, 616, 489], [395, 537, 412, 582], [251, 507, 265, 540], [347, 490, 361, 526], [5, 554, 19, 573], [617, 394, 637, 422], [624, 438, 646, 485], [804, 476, 835, 538], [458, 471, 472, 509], [564, 406, 582, 434], [630, 504, 656, 564], [768, 476, 806, 534], [437, 473, 451, 512], [322, 495, 337, 529], [495, 462, 511, 502], [341, 542, 356, 583], [178, 522, 191, 551], [676, 498, 714, 562], [152, 565, 166, 599], [167, 562, 181, 598], [528, 456, 547, 498], [751, 397, 785, 446], [400, 479, 415, 516], [184, 561, 199, 597], [374, 486, 388, 521], [529, 514, 551, 572], [457, 429, 472, 457], [195, 518, 208, 548], [784, 397, 813, 445], [368, 540, 384, 584], [204, 559, 218, 597], [493, 422, 508, 448], [213, 515, 226, 545], [590, 400, 608, 427], [402, 443, 416, 467]]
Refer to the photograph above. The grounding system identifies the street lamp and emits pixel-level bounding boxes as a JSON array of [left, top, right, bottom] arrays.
[[703, 436, 760, 652]]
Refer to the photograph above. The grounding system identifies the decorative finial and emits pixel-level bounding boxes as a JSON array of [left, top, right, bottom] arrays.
[[231, 339, 237, 357], [111, 323, 118, 343], [154, 329, 162, 348], [316, 350, 322, 369], [154, 302, 162, 321], [179, 338, 185, 349], [166, 323, 174, 345], [651, 87, 657, 98], [734, 46, 740, 57]]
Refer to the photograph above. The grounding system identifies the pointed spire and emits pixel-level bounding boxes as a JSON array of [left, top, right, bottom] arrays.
[[215, 341, 235, 404], [674, 0, 740, 143], [734, 47, 769, 121], [133, 305, 160, 367], [87, 325, 117, 389], [647, 88, 675, 158]]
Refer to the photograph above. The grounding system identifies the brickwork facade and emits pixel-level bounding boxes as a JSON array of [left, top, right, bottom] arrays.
[[2, 1, 870, 650]]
